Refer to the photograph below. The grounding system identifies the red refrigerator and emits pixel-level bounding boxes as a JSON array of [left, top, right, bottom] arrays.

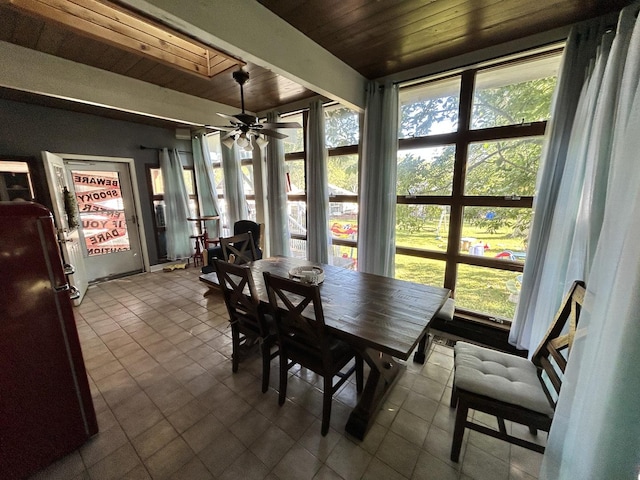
[[0, 202, 98, 479]]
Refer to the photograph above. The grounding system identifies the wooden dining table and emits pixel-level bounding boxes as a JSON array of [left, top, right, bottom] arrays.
[[200, 256, 451, 439]]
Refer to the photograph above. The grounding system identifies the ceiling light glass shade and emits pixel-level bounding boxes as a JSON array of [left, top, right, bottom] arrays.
[[256, 135, 269, 149], [221, 136, 236, 149], [236, 134, 249, 148]]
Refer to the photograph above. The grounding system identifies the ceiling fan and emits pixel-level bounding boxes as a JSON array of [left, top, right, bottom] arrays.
[[209, 69, 301, 150]]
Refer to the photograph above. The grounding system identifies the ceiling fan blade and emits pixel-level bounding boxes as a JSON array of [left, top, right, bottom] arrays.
[[259, 128, 288, 139], [221, 130, 237, 140], [261, 122, 302, 129], [206, 125, 236, 132], [216, 112, 239, 123]]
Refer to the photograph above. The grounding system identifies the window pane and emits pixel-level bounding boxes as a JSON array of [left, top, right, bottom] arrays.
[[456, 264, 521, 319], [286, 159, 305, 194], [328, 154, 358, 194], [289, 238, 307, 258], [461, 207, 530, 262], [331, 244, 357, 269], [399, 76, 460, 138], [395, 255, 446, 286], [396, 205, 449, 252], [330, 204, 358, 242], [241, 164, 255, 195], [288, 200, 307, 235], [281, 113, 304, 154], [471, 54, 560, 129], [324, 105, 359, 148], [150, 168, 163, 195], [398, 146, 454, 195], [465, 138, 542, 196], [183, 170, 195, 195]]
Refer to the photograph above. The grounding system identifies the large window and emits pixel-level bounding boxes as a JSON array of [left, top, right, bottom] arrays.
[[284, 108, 360, 267], [397, 51, 562, 321], [147, 166, 199, 261]]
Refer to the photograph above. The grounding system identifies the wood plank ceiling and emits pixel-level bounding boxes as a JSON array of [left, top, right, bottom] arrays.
[[0, 0, 632, 127]]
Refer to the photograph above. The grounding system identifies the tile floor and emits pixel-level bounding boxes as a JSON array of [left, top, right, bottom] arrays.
[[29, 266, 544, 480]]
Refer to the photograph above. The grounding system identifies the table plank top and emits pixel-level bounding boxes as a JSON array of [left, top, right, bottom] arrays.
[[202, 256, 450, 360]]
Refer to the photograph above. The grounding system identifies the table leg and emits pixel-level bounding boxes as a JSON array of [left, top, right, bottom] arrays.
[[412, 332, 433, 364], [345, 348, 405, 440]]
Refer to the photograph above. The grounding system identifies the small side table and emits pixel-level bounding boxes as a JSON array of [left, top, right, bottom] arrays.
[[187, 216, 219, 267]]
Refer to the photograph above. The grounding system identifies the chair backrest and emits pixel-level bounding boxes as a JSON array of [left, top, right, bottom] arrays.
[[213, 259, 267, 337], [221, 231, 258, 265], [532, 280, 586, 406], [233, 220, 261, 249], [262, 272, 328, 361]]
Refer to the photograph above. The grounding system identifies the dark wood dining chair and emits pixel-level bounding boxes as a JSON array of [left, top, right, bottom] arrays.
[[262, 272, 364, 436], [213, 259, 278, 393], [449, 280, 586, 461], [221, 231, 258, 265]]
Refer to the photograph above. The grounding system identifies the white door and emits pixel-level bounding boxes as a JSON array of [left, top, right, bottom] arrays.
[[65, 160, 144, 281], [42, 151, 88, 305]]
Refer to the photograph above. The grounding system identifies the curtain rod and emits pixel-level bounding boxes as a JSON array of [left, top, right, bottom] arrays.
[[139, 145, 191, 154]]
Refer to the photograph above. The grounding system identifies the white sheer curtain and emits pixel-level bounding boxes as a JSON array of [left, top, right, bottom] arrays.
[[357, 81, 398, 276], [510, 5, 640, 478], [220, 139, 248, 230], [509, 17, 613, 351], [159, 148, 192, 261], [192, 134, 220, 239], [306, 100, 331, 263], [265, 111, 291, 257]]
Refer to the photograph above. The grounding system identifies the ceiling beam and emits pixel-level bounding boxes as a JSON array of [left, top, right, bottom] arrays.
[[117, 0, 368, 112], [0, 40, 240, 127]]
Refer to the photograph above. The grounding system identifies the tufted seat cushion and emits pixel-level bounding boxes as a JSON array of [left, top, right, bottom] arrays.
[[454, 342, 554, 417]]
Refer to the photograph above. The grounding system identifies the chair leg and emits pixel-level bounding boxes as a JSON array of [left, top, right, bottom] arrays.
[[355, 355, 364, 394], [260, 340, 270, 393], [231, 325, 240, 373], [278, 352, 288, 406], [321, 376, 333, 436], [451, 395, 468, 462]]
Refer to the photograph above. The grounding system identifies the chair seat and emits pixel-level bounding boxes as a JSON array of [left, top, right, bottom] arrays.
[[454, 342, 554, 416]]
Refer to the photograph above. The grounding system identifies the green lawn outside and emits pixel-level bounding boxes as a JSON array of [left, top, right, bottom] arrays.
[[330, 218, 527, 319]]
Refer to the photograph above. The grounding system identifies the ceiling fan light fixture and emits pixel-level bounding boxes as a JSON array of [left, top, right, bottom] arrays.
[[236, 133, 250, 148], [221, 136, 236, 149], [256, 135, 269, 149]]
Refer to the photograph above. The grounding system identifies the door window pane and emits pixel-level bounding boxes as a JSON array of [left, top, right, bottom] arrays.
[[471, 54, 560, 129], [395, 255, 446, 287], [398, 146, 455, 195], [399, 76, 460, 138], [465, 138, 543, 196], [71, 170, 130, 256], [396, 205, 449, 252], [456, 264, 522, 319], [461, 207, 530, 262]]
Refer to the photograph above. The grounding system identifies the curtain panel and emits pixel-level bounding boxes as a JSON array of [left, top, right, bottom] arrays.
[[192, 134, 220, 239], [357, 81, 399, 277], [159, 148, 192, 261], [265, 111, 291, 257], [306, 100, 331, 263], [508, 4, 640, 478], [221, 140, 248, 230], [509, 18, 613, 351]]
